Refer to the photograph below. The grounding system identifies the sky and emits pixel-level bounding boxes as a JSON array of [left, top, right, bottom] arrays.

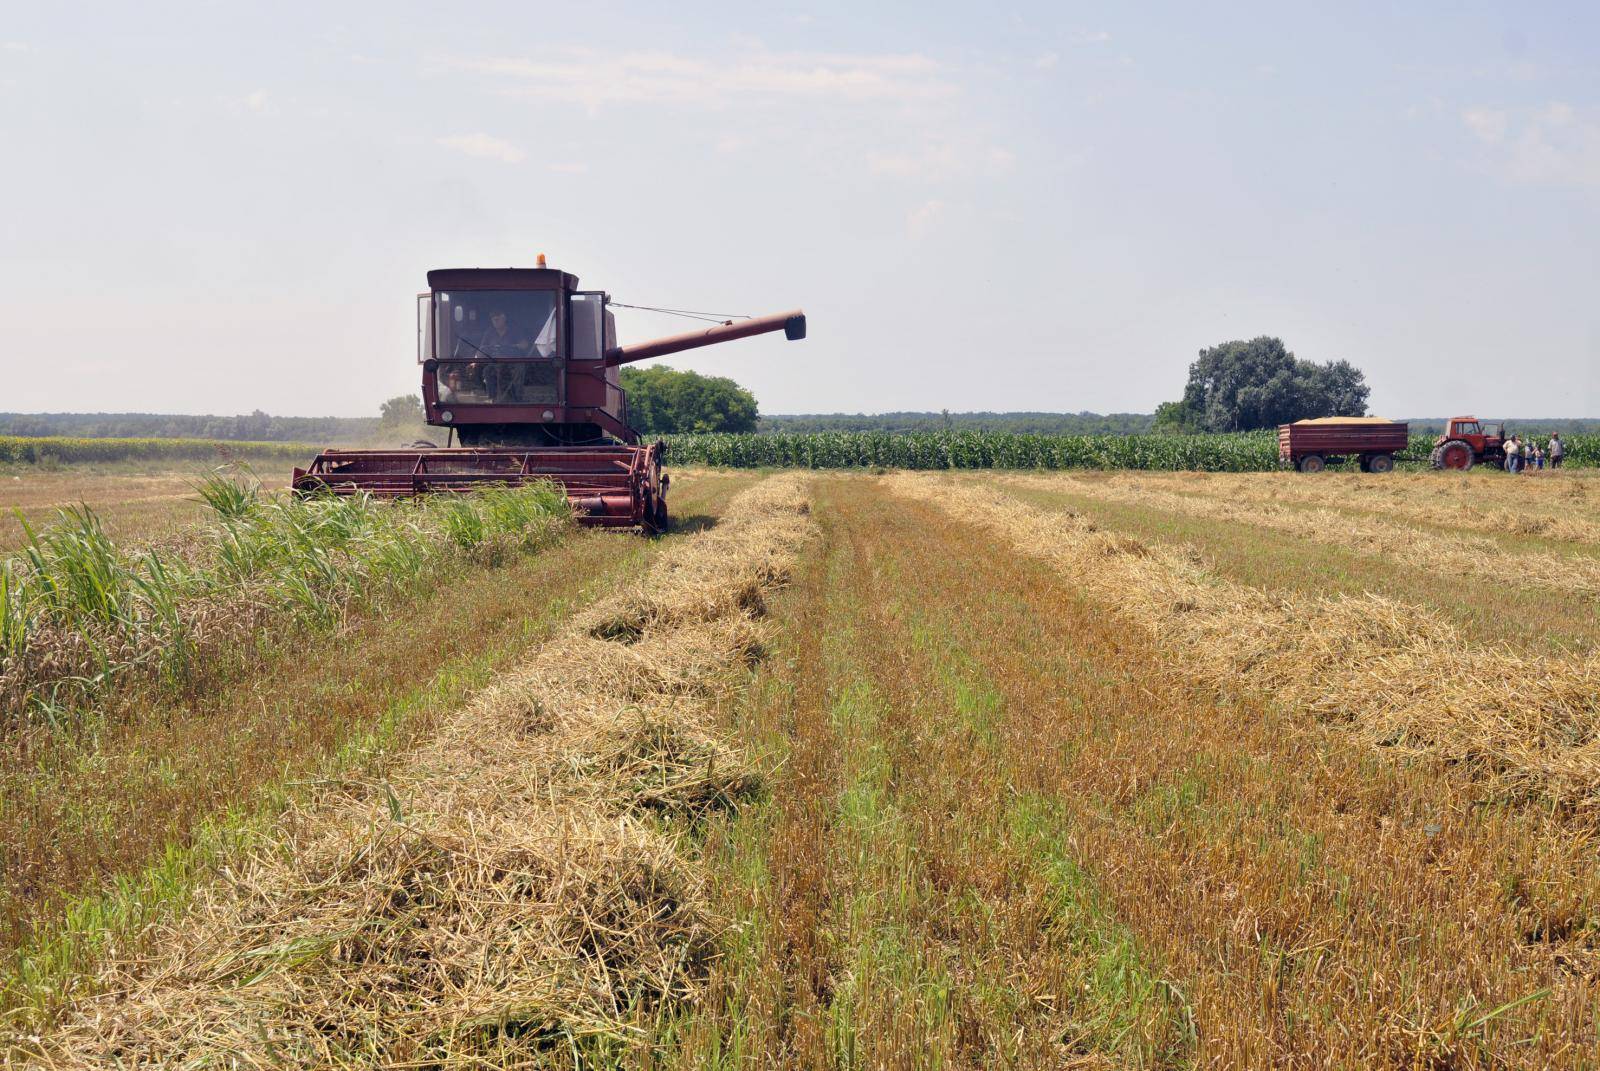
[[1, 1, 1597, 419]]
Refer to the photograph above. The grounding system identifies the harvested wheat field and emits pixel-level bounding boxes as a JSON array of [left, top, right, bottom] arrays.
[[12, 473, 812, 1066], [7, 466, 1600, 1068]]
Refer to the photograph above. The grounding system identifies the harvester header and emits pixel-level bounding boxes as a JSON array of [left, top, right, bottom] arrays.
[[292, 259, 806, 533]]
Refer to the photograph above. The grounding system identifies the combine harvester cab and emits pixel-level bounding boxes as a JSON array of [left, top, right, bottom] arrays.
[[293, 258, 805, 532]]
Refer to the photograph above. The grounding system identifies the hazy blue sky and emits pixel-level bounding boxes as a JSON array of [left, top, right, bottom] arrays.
[[2, 2, 1596, 417]]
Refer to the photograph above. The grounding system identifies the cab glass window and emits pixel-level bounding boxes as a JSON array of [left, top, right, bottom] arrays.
[[434, 359, 558, 405], [433, 290, 559, 359], [569, 293, 605, 360]]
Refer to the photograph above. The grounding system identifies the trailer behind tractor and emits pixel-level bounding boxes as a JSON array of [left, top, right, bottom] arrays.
[[1278, 418, 1409, 473]]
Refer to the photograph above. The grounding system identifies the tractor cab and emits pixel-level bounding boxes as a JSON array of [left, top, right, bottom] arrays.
[[1442, 417, 1505, 452]]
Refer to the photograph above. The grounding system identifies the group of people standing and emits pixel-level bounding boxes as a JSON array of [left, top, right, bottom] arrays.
[[1503, 433, 1565, 473]]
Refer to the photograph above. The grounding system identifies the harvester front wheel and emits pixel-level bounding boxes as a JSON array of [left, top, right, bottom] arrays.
[[1431, 440, 1474, 471], [648, 499, 670, 535], [1297, 454, 1326, 473]]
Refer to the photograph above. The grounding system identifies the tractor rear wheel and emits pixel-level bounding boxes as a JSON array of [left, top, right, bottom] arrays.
[[1297, 454, 1326, 473], [1366, 453, 1395, 474], [1431, 440, 1474, 471]]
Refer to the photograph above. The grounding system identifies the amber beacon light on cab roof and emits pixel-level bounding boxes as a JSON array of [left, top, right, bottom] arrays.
[[292, 256, 806, 533]]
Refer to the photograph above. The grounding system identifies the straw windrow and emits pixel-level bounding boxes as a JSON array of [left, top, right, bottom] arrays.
[[999, 472, 1600, 601], [1124, 469, 1600, 547], [886, 473, 1600, 808], [20, 474, 813, 1068]]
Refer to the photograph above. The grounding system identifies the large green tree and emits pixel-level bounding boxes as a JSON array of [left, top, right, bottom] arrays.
[[379, 394, 424, 426], [619, 366, 759, 434], [1156, 337, 1370, 432]]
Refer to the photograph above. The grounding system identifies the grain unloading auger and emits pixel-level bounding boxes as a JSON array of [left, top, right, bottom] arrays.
[[292, 260, 805, 532]]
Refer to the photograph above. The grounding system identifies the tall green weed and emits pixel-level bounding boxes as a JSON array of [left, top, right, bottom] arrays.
[[0, 474, 571, 723]]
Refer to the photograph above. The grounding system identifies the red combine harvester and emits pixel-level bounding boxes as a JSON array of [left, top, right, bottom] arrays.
[[292, 259, 805, 532]]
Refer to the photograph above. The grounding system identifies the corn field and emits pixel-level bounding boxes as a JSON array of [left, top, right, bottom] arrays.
[[0, 436, 316, 465], [6, 432, 1594, 472], [662, 431, 1599, 470]]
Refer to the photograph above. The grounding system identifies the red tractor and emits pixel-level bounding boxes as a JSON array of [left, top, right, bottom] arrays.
[[292, 258, 805, 532], [1430, 417, 1506, 471]]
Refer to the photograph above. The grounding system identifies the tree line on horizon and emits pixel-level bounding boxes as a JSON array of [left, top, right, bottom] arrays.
[[6, 337, 1598, 441]]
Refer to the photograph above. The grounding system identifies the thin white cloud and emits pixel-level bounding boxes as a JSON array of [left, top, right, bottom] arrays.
[[869, 142, 1014, 181], [431, 47, 955, 110], [219, 89, 277, 116], [2, 41, 32, 52], [437, 132, 526, 163], [1462, 102, 1600, 186], [1462, 107, 1508, 144], [907, 198, 945, 238], [1068, 30, 1112, 45], [1542, 101, 1575, 126], [1034, 52, 1060, 70], [870, 144, 954, 177], [547, 161, 589, 174]]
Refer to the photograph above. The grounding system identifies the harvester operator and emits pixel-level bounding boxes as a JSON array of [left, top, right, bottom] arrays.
[[478, 309, 532, 357]]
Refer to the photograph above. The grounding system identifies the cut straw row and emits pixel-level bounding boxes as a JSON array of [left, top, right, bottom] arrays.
[[887, 473, 1600, 809], [1001, 472, 1600, 602], [23, 474, 814, 1068], [1118, 469, 1600, 547]]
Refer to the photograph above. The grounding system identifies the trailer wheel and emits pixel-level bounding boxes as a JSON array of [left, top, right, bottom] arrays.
[[1297, 454, 1326, 473], [1431, 440, 1474, 471], [1366, 453, 1395, 474]]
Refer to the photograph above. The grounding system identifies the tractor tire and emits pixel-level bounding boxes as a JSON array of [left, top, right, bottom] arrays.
[[1297, 454, 1326, 473], [1366, 453, 1395, 474], [648, 499, 670, 536], [1431, 440, 1474, 471]]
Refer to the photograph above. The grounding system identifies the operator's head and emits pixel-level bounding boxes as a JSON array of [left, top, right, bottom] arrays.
[[489, 309, 508, 332]]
